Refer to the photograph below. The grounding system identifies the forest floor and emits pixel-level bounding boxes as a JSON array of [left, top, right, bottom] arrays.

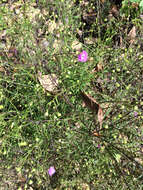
[[0, 0, 143, 189]]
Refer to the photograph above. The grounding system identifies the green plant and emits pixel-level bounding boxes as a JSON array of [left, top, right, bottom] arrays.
[[131, 0, 143, 9], [123, 0, 143, 11], [0, 0, 143, 189]]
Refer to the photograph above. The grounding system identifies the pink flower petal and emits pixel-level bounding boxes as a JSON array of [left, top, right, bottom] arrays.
[[48, 166, 56, 176], [78, 50, 88, 62]]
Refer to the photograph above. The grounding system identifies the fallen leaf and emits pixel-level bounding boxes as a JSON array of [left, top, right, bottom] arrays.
[[75, 122, 81, 129], [92, 62, 103, 73], [132, 2, 139, 9], [48, 20, 57, 33], [128, 26, 136, 38], [128, 26, 136, 44], [119, 35, 123, 47], [38, 72, 59, 93], [110, 5, 119, 17], [92, 131, 101, 137], [71, 40, 82, 50], [53, 39, 63, 53], [80, 91, 104, 129], [97, 62, 103, 71], [80, 91, 99, 113], [135, 157, 143, 165], [0, 66, 5, 73], [98, 106, 104, 129]]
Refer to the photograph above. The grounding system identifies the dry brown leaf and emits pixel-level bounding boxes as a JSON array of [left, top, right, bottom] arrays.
[[92, 131, 101, 137], [80, 91, 99, 113], [119, 36, 123, 47], [53, 39, 63, 53], [48, 20, 57, 33], [110, 5, 119, 17], [98, 106, 104, 129], [135, 158, 143, 164], [38, 72, 59, 93], [97, 62, 103, 71], [71, 40, 82, 50], [92, 62, 103, 73], [128, 26, 136, 44], [132, 3, 139, 9], [80, 91, 104, 129], [0, 66, 5, 73], [84, 37, 95, 45], [128, 26, 136, 38]]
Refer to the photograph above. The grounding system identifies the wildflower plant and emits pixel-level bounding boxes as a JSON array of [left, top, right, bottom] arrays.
[[0, 0, 143, 190]]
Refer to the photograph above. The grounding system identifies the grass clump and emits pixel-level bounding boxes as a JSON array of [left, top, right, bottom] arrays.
[[0, 0, 143, 189]]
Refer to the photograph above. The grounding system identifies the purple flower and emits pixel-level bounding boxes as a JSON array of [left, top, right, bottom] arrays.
[[78, 50, 88, 62], [48, 166, 56, 176], [134, 111, 138, 117], [97, 144, 101, 148]]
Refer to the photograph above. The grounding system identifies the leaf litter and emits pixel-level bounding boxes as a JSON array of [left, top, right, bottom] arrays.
[[38, 71, 59, 93]]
